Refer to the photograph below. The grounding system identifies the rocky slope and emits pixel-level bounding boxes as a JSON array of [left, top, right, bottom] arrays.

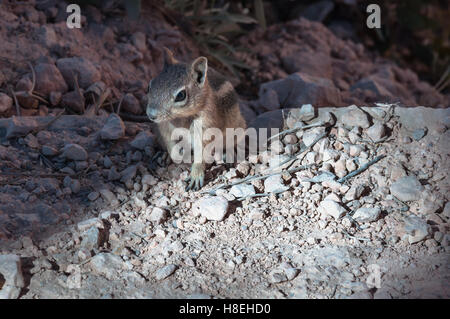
[[0, 104, 448, 299]]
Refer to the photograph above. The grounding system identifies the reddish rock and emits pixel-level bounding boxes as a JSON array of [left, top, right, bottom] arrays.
[[49, 91, 62, 106], [122, 93, 142, 115], [35, 25, 57, 48], [258, 72, 342, 108], [56, 57, 101, 90], [61, 91, 85, 113], [238, 17, 448, 108], [15, 92, 38, 109], [62, 143, 88, 161], [281, 49, 332, 79], [0, 93, 13, 113], [3, 116, 39, 138], [131, 32, 147, 52], [350, 77, 393, 102], [258, 88, 279, 112], [100, 113, 125, 140], [34, 63, 68, 97], [15, 76, 33, 92]]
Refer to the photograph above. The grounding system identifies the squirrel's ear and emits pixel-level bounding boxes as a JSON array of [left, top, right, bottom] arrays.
[[191, 57, 208, 87], [162, 47, 178, 66]]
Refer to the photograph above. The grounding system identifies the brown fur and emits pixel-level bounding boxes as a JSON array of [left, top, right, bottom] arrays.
[[146, 48, 246, 190]]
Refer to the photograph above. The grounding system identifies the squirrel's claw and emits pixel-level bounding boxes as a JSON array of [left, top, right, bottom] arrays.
[[185, 175, 204, 191], [185, 163, 205, 191]]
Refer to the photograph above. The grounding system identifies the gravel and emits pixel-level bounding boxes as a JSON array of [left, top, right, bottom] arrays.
[[0, 104, 448, 300]]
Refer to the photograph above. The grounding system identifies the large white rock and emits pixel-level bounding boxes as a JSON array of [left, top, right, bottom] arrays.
[[0, 254, 25, 299], [264, 174, 289, 193], [318, 199, 347, 220], [193, 196, 229, 221], [89, 253, 124, 280], [229, 184, 256, 198], [404, 215, 430, 244], [302, 127, 326, 147], [341, 105, 370, 128], [366, 122, 386, 141], [390, 176, 424, 202], [352, 207, 381, 223], [149, 207, 169, 225]]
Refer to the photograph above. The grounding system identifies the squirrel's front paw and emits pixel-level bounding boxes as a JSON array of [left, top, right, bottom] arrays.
[[185, 163, 205, 191]]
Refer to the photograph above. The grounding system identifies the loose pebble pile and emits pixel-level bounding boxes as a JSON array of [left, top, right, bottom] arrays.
[[0, 104, 448, 299]]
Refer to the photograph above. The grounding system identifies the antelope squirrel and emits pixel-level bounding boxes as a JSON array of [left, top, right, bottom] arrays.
[[146, 48, 247, 191]]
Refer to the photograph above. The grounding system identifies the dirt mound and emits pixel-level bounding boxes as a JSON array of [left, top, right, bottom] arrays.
[[236, 18, 449, 112], [0, 1, 198, 118]]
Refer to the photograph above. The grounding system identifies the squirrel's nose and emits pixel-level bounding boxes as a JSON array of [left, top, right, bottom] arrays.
[[146, 108, 158, 121]]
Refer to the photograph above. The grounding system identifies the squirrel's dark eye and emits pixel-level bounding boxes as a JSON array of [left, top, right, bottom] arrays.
[[175, 89, 186, 102]]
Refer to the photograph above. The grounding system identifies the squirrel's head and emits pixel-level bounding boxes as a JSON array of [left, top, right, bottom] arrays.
[[146, 48, 209, 123]]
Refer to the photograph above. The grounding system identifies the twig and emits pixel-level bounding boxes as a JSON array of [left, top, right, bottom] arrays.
[[342, 230, 370, 242], [287, 163, 316, 174], [202, 172, 277, 195], [85, 88, 110, 116], [359, 136, 391, 145], [27, 61, 36, 93], [345, 211, 362, 231], [203, 164, 314, 195], [73, 73, 85, 113], [90, 92, 96, 107], [31, 109, 65, 134], [436, 77, 450, 93], [7, 84, 21, 116], [73, 72, 81, 97], [101, 99, 120, 108], [392, 195, 409, 212], [130, 232, 149, 245], [24, 62, 49, 104], [337, 154, 386, 184], [268, 121, 326, 142], [434, 65, 450, 92], [236, 188, 287, 201], [39, 152, 57, 170], [355, 105, 382, 123], [30, 92, 48, 104], [267, 131, 327, 173], [284, 132, 328, 171], [116, 94, 124, 114], [94, 87, 110, 114]]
